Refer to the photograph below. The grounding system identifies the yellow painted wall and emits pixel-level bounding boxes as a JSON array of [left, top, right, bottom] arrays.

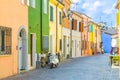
[[116, 0, 120, 54], [0, 0, 28, 79], [90, 32, 93, 55], [116, 11, 120, 25], [49, 1, 63, 53]]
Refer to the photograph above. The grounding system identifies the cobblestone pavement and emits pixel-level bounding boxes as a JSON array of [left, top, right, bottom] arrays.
[[2, 54, 119, 80]]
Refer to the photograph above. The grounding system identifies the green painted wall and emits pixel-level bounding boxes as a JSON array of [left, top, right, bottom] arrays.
[[42, 0, 49, 52], [28, 0, 49, 54]]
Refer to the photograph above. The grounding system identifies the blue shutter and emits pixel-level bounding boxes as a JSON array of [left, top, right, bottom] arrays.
[[89, 24, 93, 32]]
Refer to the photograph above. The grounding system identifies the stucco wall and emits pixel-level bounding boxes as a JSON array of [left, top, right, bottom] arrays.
[[0, 0, 28, 79]]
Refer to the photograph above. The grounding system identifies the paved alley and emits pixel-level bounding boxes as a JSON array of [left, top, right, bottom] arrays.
[[2, 54, 119, 80]]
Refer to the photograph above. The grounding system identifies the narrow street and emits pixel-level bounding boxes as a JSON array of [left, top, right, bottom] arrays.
[[2, 54, 119, 80]]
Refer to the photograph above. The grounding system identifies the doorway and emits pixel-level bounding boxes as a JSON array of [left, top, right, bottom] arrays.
[[18, 28, 27, 72], [30, 34, 36, 67]]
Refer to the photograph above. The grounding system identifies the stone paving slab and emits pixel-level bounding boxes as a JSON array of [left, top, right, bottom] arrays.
[[1, 54, 119, 80]]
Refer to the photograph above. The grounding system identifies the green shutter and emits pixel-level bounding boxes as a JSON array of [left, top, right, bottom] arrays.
[[50, 6, 53, 21], [59, 12, 62, 24]]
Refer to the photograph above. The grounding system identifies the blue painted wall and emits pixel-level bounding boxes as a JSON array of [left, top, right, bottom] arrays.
[[102, 32, 111, 53]]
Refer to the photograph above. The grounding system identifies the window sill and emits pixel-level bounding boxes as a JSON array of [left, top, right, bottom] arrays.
[[0, 54, 11, 57]]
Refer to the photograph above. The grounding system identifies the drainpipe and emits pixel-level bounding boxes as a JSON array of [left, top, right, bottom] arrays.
[[56, 3, 59, 53], [36, 0, 42, 69], [81, 19, 83, 56]]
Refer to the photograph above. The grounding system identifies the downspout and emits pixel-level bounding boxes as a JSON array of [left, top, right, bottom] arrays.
[[36, 0, 42, 69], [56, 3, 59, 53], [81, 19, 83, 56]]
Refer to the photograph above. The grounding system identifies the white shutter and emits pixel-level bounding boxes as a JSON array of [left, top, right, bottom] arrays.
[[31, 0, 36, 8], [27, 0, 30, 6], [21, 0, 24, 4], [44, 0, 47, 14]]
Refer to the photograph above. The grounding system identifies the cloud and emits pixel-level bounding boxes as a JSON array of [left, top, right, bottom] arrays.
[[82, 1, 102, 11], [75, 0, 117, 26], [71, 0, 80, 3], [103, 8, 113, 14]]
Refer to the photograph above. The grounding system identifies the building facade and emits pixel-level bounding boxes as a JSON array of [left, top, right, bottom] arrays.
[[49, 0, 64, 55], [116, 0, 120, 54], [0, 0, 28, 78], [28, 0, 49, 70], [89, 21, 102, 55], [62, 0, 71, 58], [71, 11, 82, 58], [28, 0, 40, 70], [81, 14, 91, 56]]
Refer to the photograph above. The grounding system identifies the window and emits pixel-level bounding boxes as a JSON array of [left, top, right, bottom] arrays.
[[21, 0, 29, 6], [72, 19, 77, 30], [0, 27, 12, 55], [77, 21, 79, 32], [31, 0, 36, 8], [59, 12, 62, 24], [43, 36, 49, 50], [44, 0, 47, 14], [50, 6, 53, 21], [72, 19, 74, 30], [1, 30, 5, 51], [60, 39, 62, 50]]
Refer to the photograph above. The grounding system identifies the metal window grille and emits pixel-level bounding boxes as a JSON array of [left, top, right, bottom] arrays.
[[0, 26, 12, 55]]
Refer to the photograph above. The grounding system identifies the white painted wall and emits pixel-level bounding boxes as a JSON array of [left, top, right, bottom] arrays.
[[62, 27, 70, 58], [72, 30, 81, 58], [62, 27, 81, 58]]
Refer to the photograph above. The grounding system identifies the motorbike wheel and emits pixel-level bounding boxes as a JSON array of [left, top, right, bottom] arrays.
[[50, 63, 53, 69]]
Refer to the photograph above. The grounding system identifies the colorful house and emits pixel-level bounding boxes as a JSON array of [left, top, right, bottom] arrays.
[[62, 0, 71, 58], [70, 11, 82, 58], [116, 0, 120, 54], [89, 21, 102, 55], [28, 0, 40, 70], [81, 14, 91, 56], [102, 28, 118, 53], [49, 0, 64, 55], [28, 0, 49, 69], [89, 23, 94, 55], [0, 0, 28, 78]]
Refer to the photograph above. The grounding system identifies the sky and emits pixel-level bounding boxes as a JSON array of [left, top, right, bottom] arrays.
[[71, 0, 118, 27]]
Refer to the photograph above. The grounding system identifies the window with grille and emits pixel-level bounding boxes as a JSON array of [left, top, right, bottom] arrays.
[[0, 27, 12, 55]]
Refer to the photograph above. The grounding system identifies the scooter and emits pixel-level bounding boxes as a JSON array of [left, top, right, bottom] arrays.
[[49, 53, 59, 69]]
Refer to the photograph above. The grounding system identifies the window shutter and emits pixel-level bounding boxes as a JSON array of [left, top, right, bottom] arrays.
[[27, 0, 30, 6], [5, 28, 12, 54], [59, 12, 62, 24], [50, 6, 53, 21], [72, 19, 74, 30], [44, 0, 47, 14], [74, 20, 77, 30], [31, 0, 36, 8], [21, 0, 24, 4], [79, 22, 81, 32], [80, 22, 84, 32]]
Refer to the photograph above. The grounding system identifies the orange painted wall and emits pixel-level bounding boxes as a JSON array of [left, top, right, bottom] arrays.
[[81, 16, 90, 56], [62, 0, 71, 29], [0, 0, 28, 79]]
